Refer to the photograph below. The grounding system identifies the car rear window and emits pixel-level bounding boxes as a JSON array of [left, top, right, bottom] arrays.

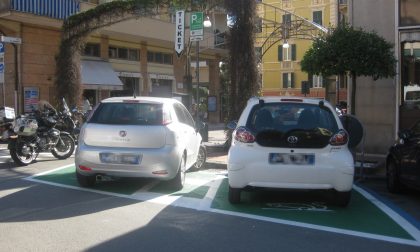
[[89, 102, 164, 125], [246, 102, 339, 148]]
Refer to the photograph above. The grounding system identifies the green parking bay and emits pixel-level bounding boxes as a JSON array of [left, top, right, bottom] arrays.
[[33, 166, 210, 199], [32, 166, 418, 243]]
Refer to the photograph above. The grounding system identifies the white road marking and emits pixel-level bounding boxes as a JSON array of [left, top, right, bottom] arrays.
[[25, 167, 420, 247]]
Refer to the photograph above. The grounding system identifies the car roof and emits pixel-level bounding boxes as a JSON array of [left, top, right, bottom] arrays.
[[248, 96, 330, 106], [100, 96, 180, 105]]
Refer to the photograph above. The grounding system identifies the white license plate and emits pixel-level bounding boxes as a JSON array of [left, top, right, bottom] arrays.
[[269, 153, 315, 165], [100, 153, 141, 165]]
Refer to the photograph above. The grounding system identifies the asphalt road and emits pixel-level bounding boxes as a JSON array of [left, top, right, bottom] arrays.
[[0, 147, 419, 251]]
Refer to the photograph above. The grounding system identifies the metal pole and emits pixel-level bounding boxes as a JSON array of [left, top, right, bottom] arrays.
[[196, 40, 199, 123]]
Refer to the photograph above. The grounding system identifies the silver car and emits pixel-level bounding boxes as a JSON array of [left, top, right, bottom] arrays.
[[75, 96, 205, 190]]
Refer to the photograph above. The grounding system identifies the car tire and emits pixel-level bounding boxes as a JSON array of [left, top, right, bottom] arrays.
[[169, 155, 186, 191], [192, 145, 207, 171], [76, 171, 96, 187], [333, 190, 351, 207], [386, 160, 402, 193], [228, 186, 241, 204]]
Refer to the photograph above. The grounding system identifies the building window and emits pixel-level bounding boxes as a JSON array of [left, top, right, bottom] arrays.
[[278, 44, 296, 61], [312, 75, 323, 88], [282, 0, 292, 8], [313, 11, 323, 26], [312, 0, 324, 5], [147, 51, 173, 65], [109, 46, 139, 61], [400, 0, 420, 26], [83, 43, 100, 57], [282, 72, 294, 88], [282, 14, 291, 24]]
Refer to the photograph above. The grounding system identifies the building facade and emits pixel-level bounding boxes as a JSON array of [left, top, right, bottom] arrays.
[[257, 0, 348, 104], [0, 0, 227, 123]]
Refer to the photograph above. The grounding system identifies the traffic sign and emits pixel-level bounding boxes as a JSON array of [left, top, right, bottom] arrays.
[[190, 36, 203, 42], [0, 63, 4, 73], [1, 36, 21, 44], [0, 42, 4, 53], [190, 12, 203, 37]]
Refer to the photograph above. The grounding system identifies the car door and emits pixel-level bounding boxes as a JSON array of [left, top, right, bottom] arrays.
[[400, 121, 420, 185], [180, 104, 201, 168], [173, 103, 198, 168]]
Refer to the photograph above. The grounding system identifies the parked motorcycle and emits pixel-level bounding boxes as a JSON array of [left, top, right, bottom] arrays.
[[0, 107, 16, 143], [55, 98, 80, 144], [8, 101, 75, 166]]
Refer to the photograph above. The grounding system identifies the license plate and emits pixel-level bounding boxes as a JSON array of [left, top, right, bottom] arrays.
[[269, 153, 315, 165], [100, 153, 141, 165]]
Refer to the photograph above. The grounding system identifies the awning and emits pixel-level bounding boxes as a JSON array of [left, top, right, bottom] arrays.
[[81, 60, 124, 90]]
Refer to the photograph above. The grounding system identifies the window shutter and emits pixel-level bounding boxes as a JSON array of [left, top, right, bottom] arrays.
[[291, 73, 295, 88], [278, 45, 283, 61], [283, 73, 288, 88], [291, 44, 296, 61]]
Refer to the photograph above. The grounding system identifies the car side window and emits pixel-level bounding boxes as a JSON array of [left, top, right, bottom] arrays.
[[180, 105, 195, 128], [412, 121, 420, 135], [173, 104, 187, 124]]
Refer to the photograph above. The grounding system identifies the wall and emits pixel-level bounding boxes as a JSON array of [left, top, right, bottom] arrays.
[[350, 0, 396, 154]]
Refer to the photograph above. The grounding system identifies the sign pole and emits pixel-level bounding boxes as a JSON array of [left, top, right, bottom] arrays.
[[196, 40, 200, 124]]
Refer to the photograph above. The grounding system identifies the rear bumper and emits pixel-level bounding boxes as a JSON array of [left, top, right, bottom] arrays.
[[228, 145, 354, 192], [75, 143, 181, 180]]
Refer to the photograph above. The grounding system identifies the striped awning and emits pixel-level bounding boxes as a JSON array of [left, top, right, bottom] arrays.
[[11, 0, 80, 20]]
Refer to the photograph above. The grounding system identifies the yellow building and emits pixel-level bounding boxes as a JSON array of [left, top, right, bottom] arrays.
[[258, 0, 348, 102]]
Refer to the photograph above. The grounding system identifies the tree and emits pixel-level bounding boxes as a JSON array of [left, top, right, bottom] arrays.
[[224, 0, 258, 122], [55, 0, 223, 107], [300, 25, 396, 115]]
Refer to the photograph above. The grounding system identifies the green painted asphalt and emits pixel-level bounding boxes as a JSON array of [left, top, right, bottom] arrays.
[[33, 166, 415, 241], [34, 166, 210, 199], [212, 179, 413, 240]]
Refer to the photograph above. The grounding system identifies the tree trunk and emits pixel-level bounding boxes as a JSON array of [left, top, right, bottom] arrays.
[[351, 72, 357, 115]]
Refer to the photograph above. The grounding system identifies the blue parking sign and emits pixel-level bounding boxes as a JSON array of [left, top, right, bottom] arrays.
[[0, 43, 4, 53], [0, 63, 4, 73]]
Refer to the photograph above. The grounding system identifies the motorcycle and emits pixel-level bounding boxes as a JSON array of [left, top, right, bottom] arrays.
[[0, 107, 16, 143], [55, 98, 80, 144], [8, 101, 75, 166]]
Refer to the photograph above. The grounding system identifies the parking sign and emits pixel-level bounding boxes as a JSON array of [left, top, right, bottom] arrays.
[[190, 12, 203, 37]]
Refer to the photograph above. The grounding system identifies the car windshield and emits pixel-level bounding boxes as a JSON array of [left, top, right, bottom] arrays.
[[89, 102, 164, 125], [246, 102, 339, 148]]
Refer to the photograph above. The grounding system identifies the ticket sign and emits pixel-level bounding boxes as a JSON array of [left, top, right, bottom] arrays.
[[175, 10, 185, 57]]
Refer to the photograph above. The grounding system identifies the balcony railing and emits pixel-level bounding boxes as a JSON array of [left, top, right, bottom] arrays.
[[6, 0, 80, 20]]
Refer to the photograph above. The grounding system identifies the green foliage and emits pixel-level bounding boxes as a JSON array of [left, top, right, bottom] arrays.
[[300, 25, 396, 115], [301, 25, 396, 79]]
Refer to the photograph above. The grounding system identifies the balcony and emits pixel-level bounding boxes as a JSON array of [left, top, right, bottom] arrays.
[[0, 0, 80, 20]]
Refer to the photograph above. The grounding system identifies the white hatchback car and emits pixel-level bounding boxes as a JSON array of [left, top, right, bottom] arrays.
[[75, 96, 205, 190], [227, 97, 354, 206]]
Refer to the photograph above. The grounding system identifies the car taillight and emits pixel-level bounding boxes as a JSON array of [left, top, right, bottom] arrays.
[[330, 130, 348, 146], [234, 126, 255, 143]]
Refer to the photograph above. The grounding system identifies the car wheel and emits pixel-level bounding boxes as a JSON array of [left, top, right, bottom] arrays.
[[228, 186, 241, 204], [169, 155, 186, 191], [193, 145, 207, 170], [333, 190, 351, 207], [386, 160, 402, 193], [76, 171, 96, 187]]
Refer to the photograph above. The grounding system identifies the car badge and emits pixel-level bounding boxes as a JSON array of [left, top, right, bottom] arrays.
[[119, 130, 127, 137], [287, 136, 298, 144]]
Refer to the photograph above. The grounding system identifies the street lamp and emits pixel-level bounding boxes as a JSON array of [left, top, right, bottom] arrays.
[[195, 15, 211, 124]]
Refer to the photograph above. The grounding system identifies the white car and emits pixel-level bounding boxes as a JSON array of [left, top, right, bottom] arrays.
[[75, 96, 206, 190], [227, 97, 354, 206]]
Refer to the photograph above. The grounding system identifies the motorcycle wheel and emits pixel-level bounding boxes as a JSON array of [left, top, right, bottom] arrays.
[[10, 143, 37, 166], [51, 134, 75, 159]]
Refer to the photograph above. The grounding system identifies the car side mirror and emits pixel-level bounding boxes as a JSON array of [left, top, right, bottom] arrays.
[[227, 121, 237, 130], [398, 129, 412, 141]]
